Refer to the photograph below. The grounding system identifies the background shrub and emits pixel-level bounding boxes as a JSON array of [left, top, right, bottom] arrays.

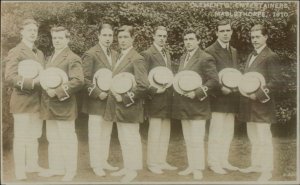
[[1, 2, 297, 148]]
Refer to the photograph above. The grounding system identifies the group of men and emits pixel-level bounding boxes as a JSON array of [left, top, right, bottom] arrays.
[[4, 18, 280, 183]]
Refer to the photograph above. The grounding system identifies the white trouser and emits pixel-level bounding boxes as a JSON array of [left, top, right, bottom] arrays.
[[46, 120, 78, 173], [13, 113, 43, 178], [117, 122, 142, 171], [208, 112, 234, 167], [247, 122, 273, 172], [147, 118, 171, 167], [88, 115, 113, 169], [181, 120, 206, 170]]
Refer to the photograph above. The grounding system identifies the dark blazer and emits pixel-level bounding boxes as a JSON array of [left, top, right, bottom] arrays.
[[141, 45, 173, 118], [205, 41, 240, 113], [172, 48, 219, 120], [238, 46, 281, 124], [40, 47, 84, 120], [81, 44, 117, 116], [104, 48, 149, 123], [5, 42, 44, 113]]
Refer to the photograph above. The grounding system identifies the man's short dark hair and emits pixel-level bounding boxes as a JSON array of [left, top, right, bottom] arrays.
[[183, 27, 200, 40], [20, 18, 39, 30], [153, 26, 167, 35], [98, 23, 113, 35], [216, 19, 231, 31], [251, 24, 268, 36], [50, 26, 71, 38], [117, 25, 134, 38]]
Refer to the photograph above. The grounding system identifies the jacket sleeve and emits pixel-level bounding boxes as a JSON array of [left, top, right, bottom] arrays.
[[82, 52, 103, 99], [55, 55, 84, 101], [140, 51, 157, 95], [255, 53, 282, 103], [122, 56, 150, 106], [4, 48, 35, 93], [195, 55, 219, 101]]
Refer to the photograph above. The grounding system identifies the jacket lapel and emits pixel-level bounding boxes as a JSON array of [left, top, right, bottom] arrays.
[[113, 48, 135, 75], [48, 47, 69, 67], [178, 54, 186, 72], [249, 47, 269, 70], [231, 46, 238, 68], [151, 45, 167, 67], [95, 44, 112, 69], [19, 42, 40, 61], [183, 48, 200, 70], [214, 41, 233, 66]]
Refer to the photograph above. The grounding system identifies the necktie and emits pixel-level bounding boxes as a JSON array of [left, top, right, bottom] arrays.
[[114, 52, 123, 69], [252, 50, 258, 56], [161, 49, 166, 58], [32, 46, 37, 54], [107, 48, 111, 56], [184, 53, 190, 67]]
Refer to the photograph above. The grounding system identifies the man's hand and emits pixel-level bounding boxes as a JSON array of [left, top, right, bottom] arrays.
[[47, 89, 56, 98], [156, 87, 166, 94], [183, 91, 196, 99], [99, 92, 108, 100], [249, 94, 257, 100], [221, 86, 232, 95]]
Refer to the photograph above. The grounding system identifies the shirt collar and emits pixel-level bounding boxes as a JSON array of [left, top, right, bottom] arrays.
[[188, 47, 198, 57], [255, 44, 267, 54], [22, 39, 34, 50], [153, 43, 164, 52], [99, 42, 108, 53], [54, 46, 68, 56], [121, 46, 133, 56], [217, 39, 229, 49]]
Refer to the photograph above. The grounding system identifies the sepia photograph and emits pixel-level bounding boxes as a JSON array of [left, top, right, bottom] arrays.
[[1, 1, 299, 184]]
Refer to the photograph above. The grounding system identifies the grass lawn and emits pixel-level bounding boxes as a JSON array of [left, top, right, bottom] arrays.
[[2, 116, 298, 183]]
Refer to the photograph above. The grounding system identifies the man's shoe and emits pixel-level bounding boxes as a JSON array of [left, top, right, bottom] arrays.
[[160, 163, 177, 170], [258, 172, 272, 181], [38, 169, 65, 177], [223, 163, 239, 171], [193, 170, 203, 180], [62, 172, 76, 182], [103, 163, 119, 171], [178, 167, 193, 176], [210, 166, 227, 174], [148, 166, 163, 174], [111, 168, 127, 177], [239, 166, 261, 173], [120, 170, 137, 183], [26, 166, 46, 173], [93, 168, 106, 177]]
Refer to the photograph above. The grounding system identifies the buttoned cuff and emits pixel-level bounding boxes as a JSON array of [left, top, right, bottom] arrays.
[[255, 86, 270, 103], [195, 86, 208, 101], [55, 84, 70, 101], [22, 78, 35, 91]]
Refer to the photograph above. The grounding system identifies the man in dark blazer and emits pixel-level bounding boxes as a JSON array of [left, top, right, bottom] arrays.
[[205, 20, 239, 174], [104, 25, 149, 183], [4, 18, 45, 180], [81, 23, 118, 177], [38, 26, 84, 181], [141, 26, 177, 174], [172, 28, 219, 180], [238, 24, 281, 181]]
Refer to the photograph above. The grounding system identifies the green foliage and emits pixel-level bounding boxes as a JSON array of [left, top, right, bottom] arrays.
[[2, 2, 297, 128]]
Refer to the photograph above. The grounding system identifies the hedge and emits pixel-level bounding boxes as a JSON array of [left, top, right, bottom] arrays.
[[1, 2, 297, 147]]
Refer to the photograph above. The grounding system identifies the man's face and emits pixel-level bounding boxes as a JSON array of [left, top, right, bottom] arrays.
[[184, 33, 200, 52], [51, 31, 70, 51], [21, 23, 38, 43], [216, 24, 232, 43], [153, 29, 167, 47], [98, 28, 113, 47], [118, 31, 133, 50], [251, 30, 267, 50]]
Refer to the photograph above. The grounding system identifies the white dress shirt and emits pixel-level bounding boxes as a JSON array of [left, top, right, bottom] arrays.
[[248, 44, 266, 67]]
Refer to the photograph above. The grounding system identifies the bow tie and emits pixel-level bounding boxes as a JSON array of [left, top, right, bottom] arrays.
[[252, 50, 258, 56]]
